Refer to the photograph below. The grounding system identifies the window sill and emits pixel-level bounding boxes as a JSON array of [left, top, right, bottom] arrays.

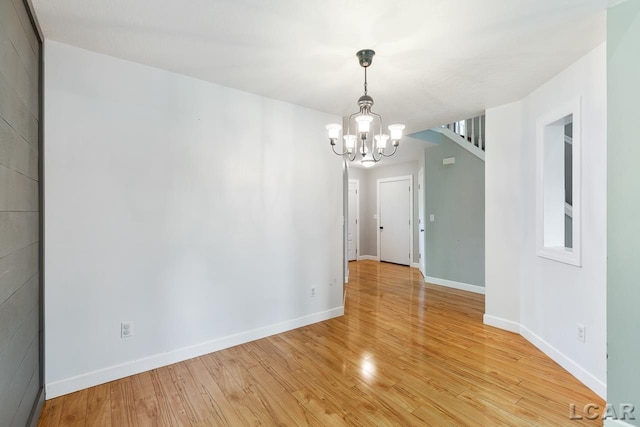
[[537, 246, 581, 267]]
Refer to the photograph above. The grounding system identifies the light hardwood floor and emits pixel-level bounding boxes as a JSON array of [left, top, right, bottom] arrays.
[[38, 260, 605, 426]]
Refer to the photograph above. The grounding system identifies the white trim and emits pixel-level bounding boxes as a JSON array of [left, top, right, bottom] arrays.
[[411, 262, 420, 269], [45, 306, 344, 399], [344, 275, 349, 284], [435, 127, 485, 161], [424, 276, 485, 294], [348, 179, 360, 262], [605, 420, 636, 427], [483, 316, 607, 399], [483, 314, 520, 333], [536, 97, 582, 267], [418, 168, 426, 277], [357, 255, 379, 261], [377, 175, 413, 267], [520, 324, 606, 399]]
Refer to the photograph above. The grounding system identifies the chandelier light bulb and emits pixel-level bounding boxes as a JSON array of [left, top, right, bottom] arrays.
[[374, 134, 389, 149], [343, 134, 357, 150], [356, 115, 374, 134], [388, 124, 405, 141], [326, 123, 342, 140]]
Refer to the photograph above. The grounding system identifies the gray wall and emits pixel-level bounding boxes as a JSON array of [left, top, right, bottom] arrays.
[[424, 133, 485, 286], [0, 0, 42, 424], [351, 161, 420, 264], [608, 2, 640, 424]]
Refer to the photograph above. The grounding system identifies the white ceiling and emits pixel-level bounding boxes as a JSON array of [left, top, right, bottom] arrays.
[[31, 0, 615, 168]]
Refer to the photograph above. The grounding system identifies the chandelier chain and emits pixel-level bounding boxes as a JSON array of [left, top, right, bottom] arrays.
[[364, 67, 368, 96]]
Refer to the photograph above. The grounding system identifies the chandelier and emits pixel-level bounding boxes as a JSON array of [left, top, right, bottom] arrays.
[[326, 49, 405, 167]]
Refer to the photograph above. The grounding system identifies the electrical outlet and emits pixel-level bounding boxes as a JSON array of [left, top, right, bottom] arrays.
[[310, 287, 316, 298], [121, 321, 133, 338], [577, 323, 585, 343]]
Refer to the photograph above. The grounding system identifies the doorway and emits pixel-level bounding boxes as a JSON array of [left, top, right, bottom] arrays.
[[348, 179, 359, 261], [418, 168, 425, 276], [377, 176, 413, 266]]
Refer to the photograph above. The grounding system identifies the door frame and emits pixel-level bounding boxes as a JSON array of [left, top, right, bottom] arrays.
[[348, 179, 360, 262], [22, 1, 45, 426], [377, 175, 413, 265], [418, 168, 425, 276]]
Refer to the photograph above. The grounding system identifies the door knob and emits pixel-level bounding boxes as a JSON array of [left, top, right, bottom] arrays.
[[420, 229, 424, 232], [379, 226, 384, 230]]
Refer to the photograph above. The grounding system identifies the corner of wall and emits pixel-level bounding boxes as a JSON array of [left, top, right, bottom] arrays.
[[484, 101, 523, 328]]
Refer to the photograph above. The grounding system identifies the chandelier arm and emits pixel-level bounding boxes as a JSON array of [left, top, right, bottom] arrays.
[[348, 150, 357, 161], [371, 111, 383, 129], [347, 112, 359, 135], [371, 149, 382, 162], [330, 144, 349, 156], [378, 145, 399, 157], [370, 111, 385, 160], [371, 111, 384, 140]]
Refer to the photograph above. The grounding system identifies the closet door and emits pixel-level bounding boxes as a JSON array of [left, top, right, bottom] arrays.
[[0, 0, 43, 425]]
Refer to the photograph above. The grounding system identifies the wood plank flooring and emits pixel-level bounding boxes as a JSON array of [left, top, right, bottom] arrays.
[[38, 260, 605, 426]]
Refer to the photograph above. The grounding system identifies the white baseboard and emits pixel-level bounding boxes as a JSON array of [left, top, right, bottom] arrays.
[[483, 315, 607, 400], [483, 314, 520, 333], [45, 306, 344, 399], [424, 276, 485, 294], [356, 257, 420, 269], [520, 324, 606, 399], [605, 419, 637, 427]]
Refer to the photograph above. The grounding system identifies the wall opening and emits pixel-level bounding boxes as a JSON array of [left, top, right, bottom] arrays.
[[536, 99, 581, 266]]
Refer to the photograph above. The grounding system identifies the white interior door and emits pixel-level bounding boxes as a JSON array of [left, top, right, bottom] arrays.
[[348, 180, 359, 261], [379, 177, 412, 266], [418, 169, 426, 276]]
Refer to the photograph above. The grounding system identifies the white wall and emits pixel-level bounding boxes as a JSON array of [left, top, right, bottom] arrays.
[[43, 41, 344, 398], [484, 101, 523, 331], [485, 43, 607, 398]]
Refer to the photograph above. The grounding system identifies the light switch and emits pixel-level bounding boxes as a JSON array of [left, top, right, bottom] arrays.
[[429, 214, 435, 222]]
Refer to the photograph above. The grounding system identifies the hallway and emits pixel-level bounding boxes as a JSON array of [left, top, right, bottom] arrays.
[[38, 261, 604, 426]]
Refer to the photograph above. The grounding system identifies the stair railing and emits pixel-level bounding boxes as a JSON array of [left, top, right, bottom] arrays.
[[443, 114, 485, 151]]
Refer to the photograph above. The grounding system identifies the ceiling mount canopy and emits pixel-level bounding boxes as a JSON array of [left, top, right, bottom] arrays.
[[326, 49, 404, 167], [356, 49, 375, 67]]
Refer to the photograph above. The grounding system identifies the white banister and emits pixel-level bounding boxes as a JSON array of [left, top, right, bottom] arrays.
[[435, 114, 485, 161], [471, 117, 475, 147], [478, 115, 483, 150], [441, 114, 485, 152]]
